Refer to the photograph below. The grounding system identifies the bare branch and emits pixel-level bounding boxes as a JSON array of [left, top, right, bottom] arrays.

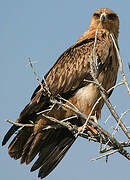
[[120, 109, 130, 120], [42, 76, 51, 96], [50, 99, 130, 160], [110, 34, 130, 94], [100, 90, 130, 139], [61, 115, 78, 122], [28, 57, 44, 90], [6, 120, 34, 127], [28, 57, 51, 96], [91, 149, 119, 162], [41, 114, 78, 135], [112, 108, 130, 136], [120, 141, 130, 147], [59, 96, 80, 112], [100, 146, 114, 153], [37, 104, 55, 115]]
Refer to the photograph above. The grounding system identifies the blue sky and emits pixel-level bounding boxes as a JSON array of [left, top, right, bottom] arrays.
[[0, 0, 130, 180]]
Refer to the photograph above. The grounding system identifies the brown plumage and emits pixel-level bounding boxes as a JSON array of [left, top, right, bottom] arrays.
[[2, 8, 119, 178]]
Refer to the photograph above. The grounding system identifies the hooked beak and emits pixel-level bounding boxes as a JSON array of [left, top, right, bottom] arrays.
[[100, 13, 106, 24]]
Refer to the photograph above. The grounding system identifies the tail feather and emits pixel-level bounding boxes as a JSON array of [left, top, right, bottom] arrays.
[[30, 130, 63, 171], [30, 129, 76, 178], [38, 136, 75, 178], [24, 132, 50, 164], [3, 122, 76, 178], [2, 125, 19, 146], [8, 127, 32, 160], [20, 133, 35, 164]]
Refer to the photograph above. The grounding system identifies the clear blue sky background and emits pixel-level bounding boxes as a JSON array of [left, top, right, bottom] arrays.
[[1, 0, 130, 180]]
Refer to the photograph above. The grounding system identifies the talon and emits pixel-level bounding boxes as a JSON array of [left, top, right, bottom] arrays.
[[86, 124, 98, 135]]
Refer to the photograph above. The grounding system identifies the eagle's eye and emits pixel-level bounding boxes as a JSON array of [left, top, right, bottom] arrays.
[[107, 13, 116, 20], [93, 13, 100, 19]]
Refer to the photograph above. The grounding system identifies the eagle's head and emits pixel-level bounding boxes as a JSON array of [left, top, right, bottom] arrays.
[[90, 8, 119, 38]]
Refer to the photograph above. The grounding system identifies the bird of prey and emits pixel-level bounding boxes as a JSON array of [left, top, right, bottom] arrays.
[[2, 8, 119, 178]]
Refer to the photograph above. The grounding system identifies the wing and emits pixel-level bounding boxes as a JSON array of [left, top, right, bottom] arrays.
[[32, 35, 110, 100], [31, 38, 95, 100]]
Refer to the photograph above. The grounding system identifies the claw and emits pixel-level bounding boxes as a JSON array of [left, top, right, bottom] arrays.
[[86, 124, 98, 134]]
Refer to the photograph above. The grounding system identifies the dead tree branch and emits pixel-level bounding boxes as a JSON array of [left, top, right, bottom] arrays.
[[91, 149, 119, 162], [28, 57, 44, 90], [28, 57, 51, 96], [6, 120, 34, 127], [49, 99, 130, 160], [110, 34, 130, 94]]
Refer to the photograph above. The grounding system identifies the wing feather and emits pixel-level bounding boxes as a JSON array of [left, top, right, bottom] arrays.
[[32, 36, 111, 100]]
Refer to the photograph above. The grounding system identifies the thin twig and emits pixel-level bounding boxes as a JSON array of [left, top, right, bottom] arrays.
[[92, 29, 98, 78], [42, 76, 51, 96], [100, 146, 113, 153], [28, 57, 51, 96], [41, 114, 78, 135], [110, 34, 130, 94], [102, 96, 130, 139], [61, 115, 77, 122], [50, 99, 88, 120], [28, 57, 44, 90], [6, 120, 34, 127], [120, 109, 130, 120], [91, 149, 119, 161], [112, 108, 130, 136], [59, 96, 80, 112], [37, 104, 55, 115], [120, 141, 130, 147]]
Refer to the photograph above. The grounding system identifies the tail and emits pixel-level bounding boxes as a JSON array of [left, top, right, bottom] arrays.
[[32, 129, 75, 178], [3, 124, 76, 178]]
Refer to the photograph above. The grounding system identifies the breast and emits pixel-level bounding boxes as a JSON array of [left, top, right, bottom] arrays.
[[73, 83, 100, 114]]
